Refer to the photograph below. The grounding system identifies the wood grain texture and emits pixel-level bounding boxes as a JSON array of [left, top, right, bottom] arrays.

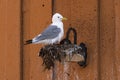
[[99, 0, 117, 80], [114, 0, 120, 80], [53, 0, 99, 80], [0, 0, 21, 80], [23, 0, 52, 80], [22, 0, 120, 79], [1, 0, 120, 80]]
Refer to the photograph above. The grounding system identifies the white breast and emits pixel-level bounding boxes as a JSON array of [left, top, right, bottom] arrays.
[[51, 22, 64, 43]]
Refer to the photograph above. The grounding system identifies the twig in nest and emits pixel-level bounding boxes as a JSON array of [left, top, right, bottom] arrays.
[[39, 43, 87, 70]]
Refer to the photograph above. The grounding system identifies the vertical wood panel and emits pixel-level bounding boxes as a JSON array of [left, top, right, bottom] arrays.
[[114, 0, 120, 80], [0, 0, 21, 80], [54, 0, 99, 80], [99, 0, 117, 80], [23, 0, 52, 80]]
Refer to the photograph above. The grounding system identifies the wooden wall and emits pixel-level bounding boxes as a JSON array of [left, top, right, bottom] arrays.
[[0, 0, 21, 80], [0, 0, 120, 80]]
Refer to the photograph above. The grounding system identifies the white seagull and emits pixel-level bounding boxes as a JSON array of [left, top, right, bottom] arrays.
[[25, 13, 67, 45]]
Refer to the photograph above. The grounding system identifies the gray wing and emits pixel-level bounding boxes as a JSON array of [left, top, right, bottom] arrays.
[[33, 25, 61, 42]]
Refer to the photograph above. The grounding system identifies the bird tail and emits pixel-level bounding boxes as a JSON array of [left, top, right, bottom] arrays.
[[24, 39, 33, 45]]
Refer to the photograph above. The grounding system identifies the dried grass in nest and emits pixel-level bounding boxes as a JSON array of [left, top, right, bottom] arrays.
[[39, 43, 87, 70]]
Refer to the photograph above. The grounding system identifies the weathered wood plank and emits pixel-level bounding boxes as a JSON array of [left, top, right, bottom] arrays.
[[0, 0, 21, 80], [23, 0, 52, 80], [99, 0, 117, 80], [54, 0, 99, 80], [114, 0, 120, 80]]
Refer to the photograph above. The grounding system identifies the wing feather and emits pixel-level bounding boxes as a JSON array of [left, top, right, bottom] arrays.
[[33, 25, 61, 42]]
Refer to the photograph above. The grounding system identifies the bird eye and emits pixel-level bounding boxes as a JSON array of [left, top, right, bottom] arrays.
[[58, 16, 60, 18]]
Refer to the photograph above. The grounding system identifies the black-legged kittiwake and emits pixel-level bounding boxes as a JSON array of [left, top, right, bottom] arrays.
[[25, 13, 67, 45]]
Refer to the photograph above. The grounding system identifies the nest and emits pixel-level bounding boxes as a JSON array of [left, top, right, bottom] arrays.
[[39, 44, 64, 70], [39, 43, 87, 70]]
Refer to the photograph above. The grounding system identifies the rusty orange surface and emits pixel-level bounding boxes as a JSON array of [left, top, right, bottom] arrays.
[[0, 0, 120, 80], [0, 0, 21, 80]]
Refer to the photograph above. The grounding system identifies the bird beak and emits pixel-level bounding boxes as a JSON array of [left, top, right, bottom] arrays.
[[62, 17, 67, 21]]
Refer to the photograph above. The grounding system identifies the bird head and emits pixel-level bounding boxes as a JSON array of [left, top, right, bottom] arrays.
[[52, 13, 67, 23]]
